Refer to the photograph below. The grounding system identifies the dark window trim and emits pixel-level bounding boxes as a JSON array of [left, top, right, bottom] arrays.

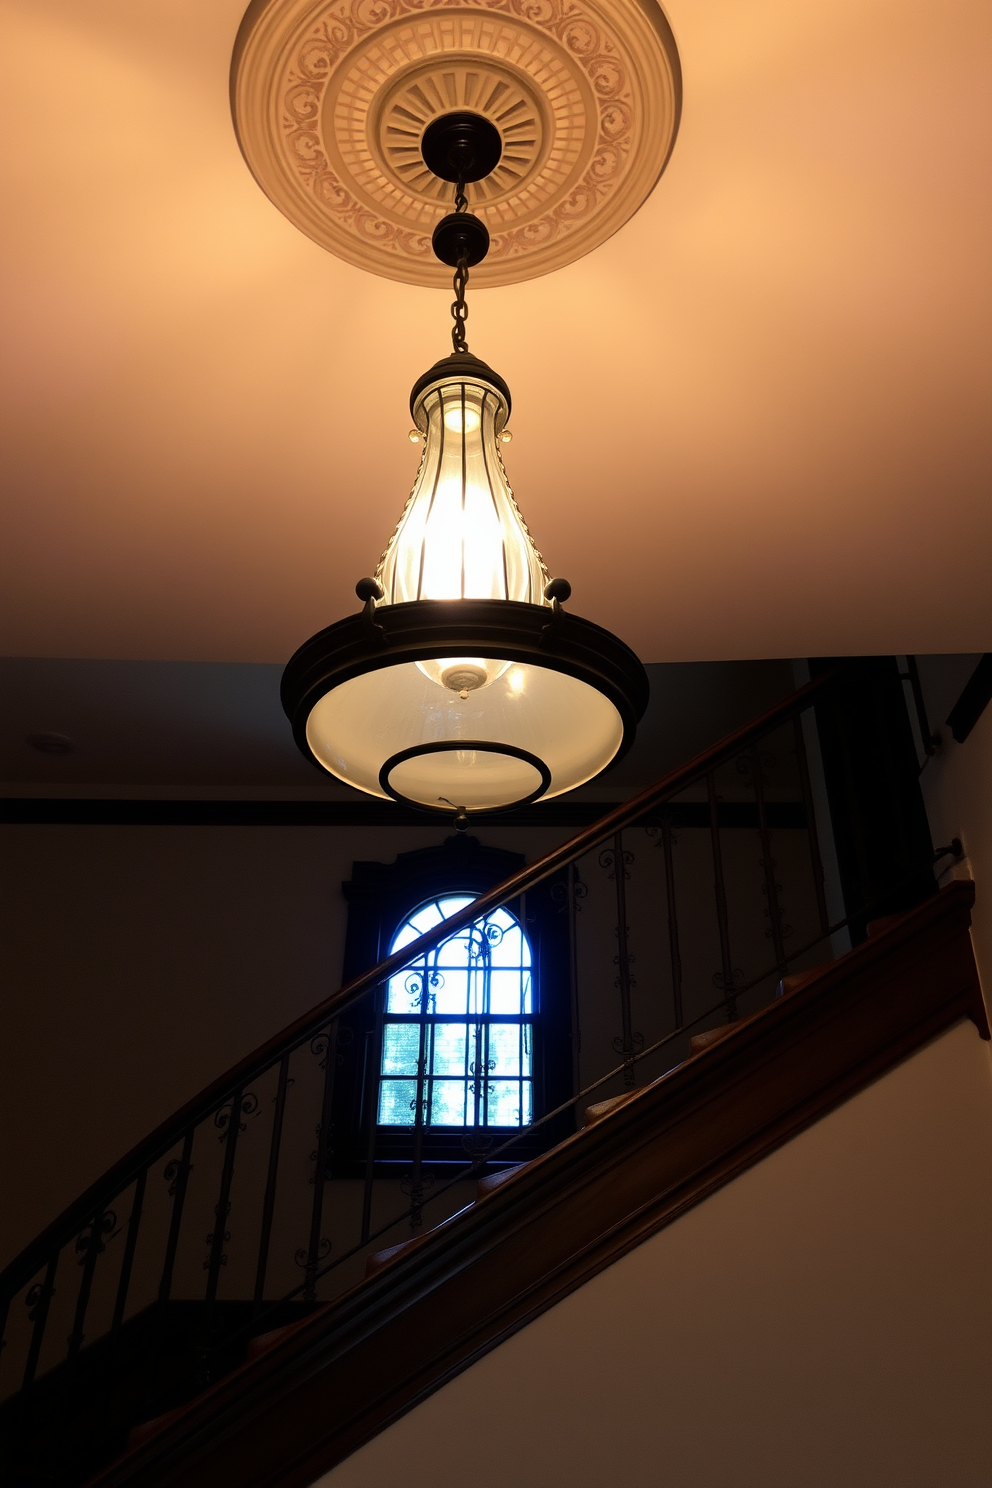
[[331, 835, 573, 1175]]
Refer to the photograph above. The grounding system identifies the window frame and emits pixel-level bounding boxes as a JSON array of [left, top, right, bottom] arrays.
[[378, 895, 537, 1135], [331, 836, 573, 1176]]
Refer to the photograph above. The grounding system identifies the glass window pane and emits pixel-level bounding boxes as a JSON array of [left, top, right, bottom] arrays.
[[392, 901, 444, 951], [429, 1079, 468, 1126], [382, 894, 535, 1131], [431, 965, 469, 1015], [378, 1079, 417, 1126], [386, 964, 438, 1013], [431, 1023, 468, 1075], [488, 1023, 523, 1077], [488, 926, 525, 967], [488, 969, 527, 1014], [381, 1023, 420, 1075], [487, 1080, 527, 1127]]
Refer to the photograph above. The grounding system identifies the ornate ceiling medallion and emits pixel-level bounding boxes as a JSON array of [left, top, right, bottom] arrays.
[[232, 0, 681, 287]]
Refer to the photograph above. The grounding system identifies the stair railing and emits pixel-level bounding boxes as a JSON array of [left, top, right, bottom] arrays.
[[3, 661, 899, 1476]]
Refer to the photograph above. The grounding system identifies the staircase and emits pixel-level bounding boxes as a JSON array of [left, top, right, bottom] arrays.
[[1, 664, 975, 1487]]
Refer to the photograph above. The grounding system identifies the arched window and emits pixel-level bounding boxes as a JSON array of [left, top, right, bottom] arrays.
[[333, 837, 571, 1171], [378, 896, 534, 1130]]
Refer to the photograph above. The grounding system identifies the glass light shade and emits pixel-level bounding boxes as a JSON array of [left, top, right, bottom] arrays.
[[305, 657, 625, 810], [376, 370, 547, 607], [282, 355, 649, 818]]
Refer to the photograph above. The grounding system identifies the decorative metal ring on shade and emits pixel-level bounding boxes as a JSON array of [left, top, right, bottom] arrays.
[[281, 598, 650, 818], [379, 740, 552, 811], [231, 0, 682, 287]]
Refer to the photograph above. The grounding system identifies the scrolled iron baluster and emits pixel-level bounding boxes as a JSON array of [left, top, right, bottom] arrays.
[[552, 862, 587, 1095], [67, 1210, 118, 1362], [21, 1254, 58, 1391], [793, 712, 830, 936], [707, 773, 742, 1021], [111, 1172, 146, 1334], [600, 832, 642, 1086], [202, 1089, 244, 1356], [647, 811, 685, 1030], [213, 1090, 259, 1142], [360, 995, 386, 1247], [738, 748, 791, 974], [302, 1024, 337, 1302], [159, 1130, 194, 1304], [294, 1238, 330, 1269], [406, 1020, 431, 1232], [254, 1054, 290, 1311]]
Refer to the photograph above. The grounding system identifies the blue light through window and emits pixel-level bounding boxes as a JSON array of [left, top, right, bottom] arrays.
[[378, 895, 534, 1129]]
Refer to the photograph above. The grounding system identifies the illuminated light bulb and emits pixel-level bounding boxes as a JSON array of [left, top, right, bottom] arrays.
[[507, 667, 526, 695], [416, 655, 510, 691], [443, 404, 482, 434]]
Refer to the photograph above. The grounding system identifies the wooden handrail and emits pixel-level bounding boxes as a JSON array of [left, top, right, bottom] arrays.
[[0, 665, 846, 1299]]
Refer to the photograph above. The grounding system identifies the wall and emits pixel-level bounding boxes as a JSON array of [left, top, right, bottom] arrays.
[[0, 792, 829, 1273], [0, 654, 834, 1271], [919, 691, 992, 999], [0, 821, 565, 1268], [318, 1018, 992, 1488]]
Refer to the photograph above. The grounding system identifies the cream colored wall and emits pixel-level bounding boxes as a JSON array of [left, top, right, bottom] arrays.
[[921, 701, 992, 1001], [318, 1019, 992, 1488]]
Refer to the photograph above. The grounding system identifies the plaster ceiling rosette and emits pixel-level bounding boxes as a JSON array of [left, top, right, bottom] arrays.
[[231, 0, 682, 287]]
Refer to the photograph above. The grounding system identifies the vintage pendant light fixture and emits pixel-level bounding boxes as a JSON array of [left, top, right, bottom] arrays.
[[281, 114, 649, 825]]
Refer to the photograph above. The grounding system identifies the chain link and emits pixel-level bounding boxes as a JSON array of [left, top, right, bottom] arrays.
[[450, 177, 470, 354], [451, 255, 469, 354]]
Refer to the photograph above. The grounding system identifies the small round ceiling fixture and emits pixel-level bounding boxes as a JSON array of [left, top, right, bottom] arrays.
[[281, 115, 649, 825], [231, 0, 681, 287]]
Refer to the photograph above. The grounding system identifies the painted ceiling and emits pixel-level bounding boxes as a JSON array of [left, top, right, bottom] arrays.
[[1, 0, 990, 668]]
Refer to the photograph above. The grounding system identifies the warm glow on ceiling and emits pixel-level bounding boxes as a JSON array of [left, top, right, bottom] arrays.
[[0, 0, 990, 664]]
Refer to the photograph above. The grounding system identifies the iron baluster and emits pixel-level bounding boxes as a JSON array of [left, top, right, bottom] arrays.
[[567, 864, 586, 1095], [601, 831, 641, 1086], [111, 1170, 146, 1334], [408, 999, 430, 1233], [0, 1289, 9, 1383], [67, 1210, 116, 1362], [158, 1129, 194, 1304], [749, 746, 788, 975], [21, 1253, 58, 1391], [707, 773, 739, 1021], [360, 1002, 385, 1246], [471, 1019, 484, 1129], [302, 1026, 337, 1304], [253, 1054, 290, 1311], [203, 1090, 244, 1326], [793, 713, 830, 936], [659, 812, 684, 1029]]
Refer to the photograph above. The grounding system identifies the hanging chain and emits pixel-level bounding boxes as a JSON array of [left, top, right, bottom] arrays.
[[451, 256, 469, 354], [450, 177, 470, 354]]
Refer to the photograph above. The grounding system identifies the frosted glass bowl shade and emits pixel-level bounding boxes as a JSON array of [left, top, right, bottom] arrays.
[[282, 599, 649, 818]]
